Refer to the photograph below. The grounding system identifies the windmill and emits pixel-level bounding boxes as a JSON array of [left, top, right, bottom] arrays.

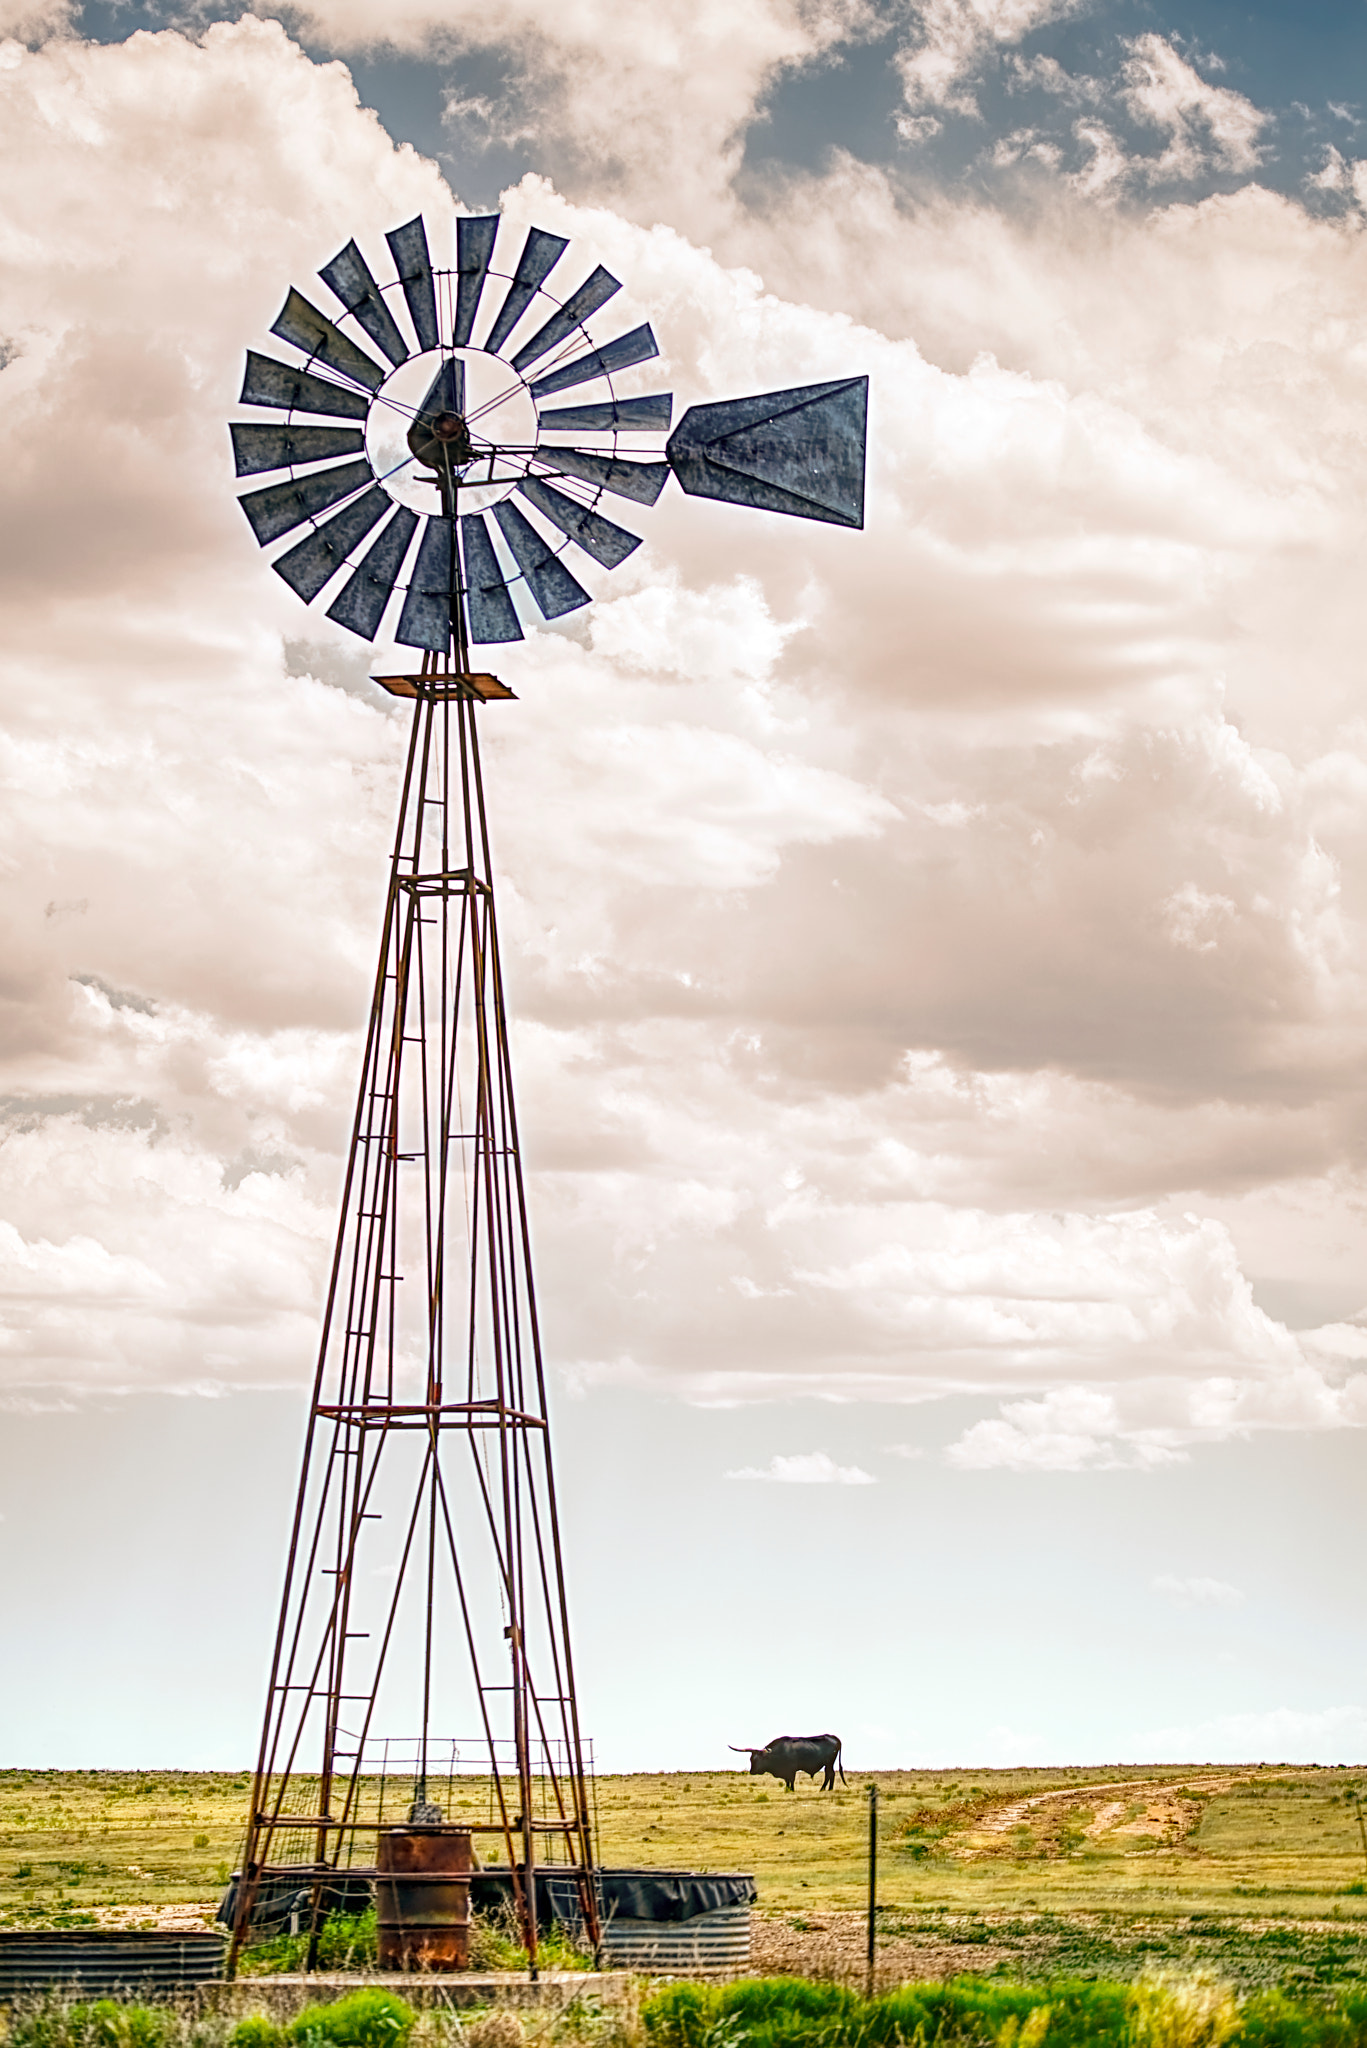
[[226, 211, 867, 1975]]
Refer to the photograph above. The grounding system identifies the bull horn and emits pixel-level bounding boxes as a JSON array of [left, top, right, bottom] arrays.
[[727, 1745, 755, 1753]]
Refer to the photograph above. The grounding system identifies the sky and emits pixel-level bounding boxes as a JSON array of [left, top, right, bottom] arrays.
[[0, 0, 1365, 1774]]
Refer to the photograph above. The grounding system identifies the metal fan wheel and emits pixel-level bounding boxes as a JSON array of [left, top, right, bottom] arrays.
[[232, 213, 869, 652]]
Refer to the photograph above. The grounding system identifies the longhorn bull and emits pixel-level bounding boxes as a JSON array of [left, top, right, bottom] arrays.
[[729, 1732, 846, 1791]]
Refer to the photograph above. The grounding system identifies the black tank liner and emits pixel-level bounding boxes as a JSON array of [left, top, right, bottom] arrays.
[[221, 1867, 754, 1939], [475, 1869, 755, 1937]]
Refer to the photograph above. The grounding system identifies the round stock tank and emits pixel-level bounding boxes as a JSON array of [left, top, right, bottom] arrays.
[[376, 1826, 472, 1971]]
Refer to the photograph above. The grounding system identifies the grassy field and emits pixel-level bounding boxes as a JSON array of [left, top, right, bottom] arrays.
[[2, 1764, 1366, 1983]]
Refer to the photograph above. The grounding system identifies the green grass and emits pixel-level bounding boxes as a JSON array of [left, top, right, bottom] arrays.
[[641, 1977, 1367, 2048], [3, 1765, 1366, 1986]]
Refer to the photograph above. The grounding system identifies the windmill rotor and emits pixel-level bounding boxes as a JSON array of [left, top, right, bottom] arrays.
[[233, 213, 868, 654]]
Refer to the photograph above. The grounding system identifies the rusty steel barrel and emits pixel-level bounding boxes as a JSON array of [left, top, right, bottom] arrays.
[[376, 1826, 473, 1971]]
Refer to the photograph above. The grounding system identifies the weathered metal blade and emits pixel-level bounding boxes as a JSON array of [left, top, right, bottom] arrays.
[[483, 227, 568, 359], [238, 457, 374, 546], [526, 322, 658, 400], [385, 216, 439, 353], [491, 500, 590, 620], [537, 447, 669, 506], [325, 506, 420, 640], [459, 514, 524, 643], [395, 516, 459, 651], [271, 288, 387, 391], [454, 214, 499, 347], [319, 239, 409, 369], [272, 486, 390, 603], [240, 352, 370, 421], [510, 264, 621, 374], [536, 394, 672, 433], [517, 477, 640, 569], [415, 357, 465, 423], [230, 423, 366, 478], [665, 376, 867, 528]]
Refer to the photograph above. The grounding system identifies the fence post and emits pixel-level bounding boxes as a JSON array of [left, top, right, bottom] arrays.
[[866, 1781, 878, 1998]]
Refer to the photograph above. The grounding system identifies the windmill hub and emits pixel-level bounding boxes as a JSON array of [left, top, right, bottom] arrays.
[[407, 408, 473, 470]]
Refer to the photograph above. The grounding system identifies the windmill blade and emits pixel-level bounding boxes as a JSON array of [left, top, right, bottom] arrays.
[[230, 423, 365, 478], [272, 486, 390, 603], [517, 477, 640, 569], [483, 227, 568, 358], [415, 357, 465, 423], [325, 506, 420, 641], [406, 359, 467, 471], [491, 500, 590, 621], [385, 217, 439, 353], [454, 215, 499, 347], [238, 458, 374, 547], [271, 288, 387, 392], [459, 514, 524, 644], [666, 376, 867, 529], [537, 395, 672, 434], [510, 265, 622, 375], [396, 516, 460, 651], [240, 351, 370, 421], [527, 323, 658, 401], [538, 447, 669, 507], [319, 239, 409, 369]]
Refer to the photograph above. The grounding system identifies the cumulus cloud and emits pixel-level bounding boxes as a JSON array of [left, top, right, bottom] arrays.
[[945, 1363, 1367, 1469], [0, 0, 71, 39], [1119, 35, 1270, 181], [267, 0, 871, 226], [1, 17, 1367, 1446], [895, 0, 1083, 125], [1152, 1574, 1245, 1608], [727, 1451, 876, 1482], [1135, 1704, 1367, 1761]]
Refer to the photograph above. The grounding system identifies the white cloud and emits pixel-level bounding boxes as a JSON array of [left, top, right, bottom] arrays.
[[726, 1450, 876, 1483], [0, 0, 70, 40], [1135, 1704, 1367, 1761], [944, 1362, 1367, 1470], [1120, 34, 1270, 181], [267, 0, 869, 227], [1152, 1573, 1245, 1608], [1, 21, 1367, 1445], [1007, 53, 1099, 104], [896, 0, 1084, 122]]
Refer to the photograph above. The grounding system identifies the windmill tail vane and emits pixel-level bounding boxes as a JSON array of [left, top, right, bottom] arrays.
[[224, 212, 866, 1983], [233, 210, 868, 657]]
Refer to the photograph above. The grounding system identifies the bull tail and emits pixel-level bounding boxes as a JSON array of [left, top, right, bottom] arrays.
[[837, 1742, 846, 1786]]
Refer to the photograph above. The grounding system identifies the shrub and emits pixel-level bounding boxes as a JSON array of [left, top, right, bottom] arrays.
[[1131, 1976, 1239, 2048], [240, 1908, 378, 1977], [287, 1991, 416, 2048], [10, 2002, 175, 2048], [229, 2020, 285, 2048]]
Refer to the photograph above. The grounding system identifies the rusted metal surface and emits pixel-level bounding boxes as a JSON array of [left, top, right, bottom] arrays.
[[376, 1827, 472, 1972], [228, 659, 602, 1979]]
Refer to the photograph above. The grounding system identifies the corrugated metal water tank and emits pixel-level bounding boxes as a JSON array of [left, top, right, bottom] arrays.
[[472, 1868, 754, 1974], [0, 1932, 227, 2000], [598, 1903, 751, 1970]]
